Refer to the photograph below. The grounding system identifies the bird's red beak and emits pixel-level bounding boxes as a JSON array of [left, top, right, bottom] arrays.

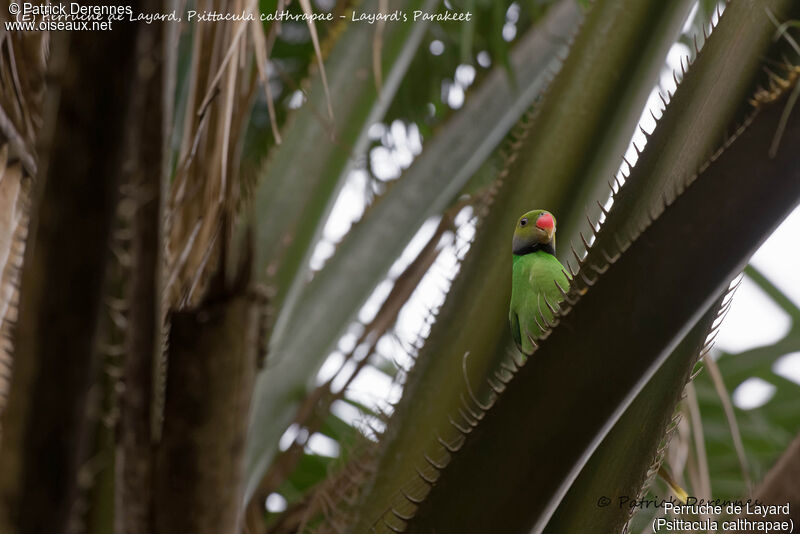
[[536, 213, 555, 238]]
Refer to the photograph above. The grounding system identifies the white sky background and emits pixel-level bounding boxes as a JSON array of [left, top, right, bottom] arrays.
[[286, 1, 800, 467]]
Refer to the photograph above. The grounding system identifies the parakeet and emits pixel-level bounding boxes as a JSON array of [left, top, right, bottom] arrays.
[[509, 209, 570, 355]]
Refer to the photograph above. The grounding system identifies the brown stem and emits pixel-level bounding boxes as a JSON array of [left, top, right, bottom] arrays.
[[0, 15, 141, 534], [115, 2, 166, 532], [154, 286, 259, 534]]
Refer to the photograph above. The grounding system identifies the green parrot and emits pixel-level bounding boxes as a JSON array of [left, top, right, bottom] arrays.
[[509, 209, 570, 355], [508, 211, 690, 501]]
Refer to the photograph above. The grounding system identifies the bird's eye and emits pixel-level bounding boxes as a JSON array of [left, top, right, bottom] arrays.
[[520, 218, 528, 227]]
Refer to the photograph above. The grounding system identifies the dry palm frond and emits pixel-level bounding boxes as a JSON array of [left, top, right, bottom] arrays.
[[0, 27, 48, 175], [702, 352, 752, 490], [249, 2, 282, 144], [0, 27, 48, 420], [0, 153, 28, 415], [164, 0, 261, 310], [298, 0, 334, 120]]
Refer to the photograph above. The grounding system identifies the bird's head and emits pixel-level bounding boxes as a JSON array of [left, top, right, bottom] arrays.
[[512, 209, 557, 256]]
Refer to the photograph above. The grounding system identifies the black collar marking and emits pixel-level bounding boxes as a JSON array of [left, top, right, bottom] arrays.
[[513, 242, 556, 256]]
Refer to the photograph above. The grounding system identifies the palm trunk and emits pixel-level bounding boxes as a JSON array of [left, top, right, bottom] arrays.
[[0, 16, 141, 533]]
